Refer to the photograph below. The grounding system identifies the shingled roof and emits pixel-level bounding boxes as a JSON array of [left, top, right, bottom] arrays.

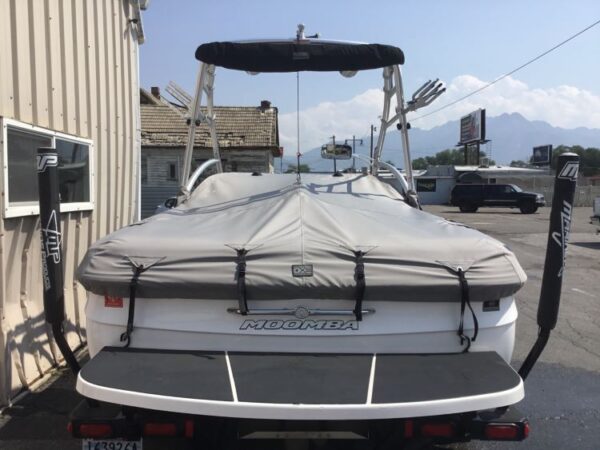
[[140, 89, 280, 156]]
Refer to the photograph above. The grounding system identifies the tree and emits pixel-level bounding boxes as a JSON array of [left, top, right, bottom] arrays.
[[549, 145, 600, 176], [412, 148, 495, 170], [285, 164, 311, 173]]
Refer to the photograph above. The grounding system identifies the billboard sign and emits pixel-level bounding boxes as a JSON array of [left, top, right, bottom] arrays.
[[459, 109, 486, 145], [532, 145, 552, 166]]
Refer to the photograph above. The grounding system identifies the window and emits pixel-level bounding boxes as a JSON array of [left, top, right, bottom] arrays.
[[2, 118, 94, 218], [416, 178, 437, 193], [488, 185, 504, 195], [141, 156, 148, 183], [167, 162, 178, 181]]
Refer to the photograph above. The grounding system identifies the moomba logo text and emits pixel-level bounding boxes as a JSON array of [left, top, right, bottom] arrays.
[[240, 319, 359, 331]]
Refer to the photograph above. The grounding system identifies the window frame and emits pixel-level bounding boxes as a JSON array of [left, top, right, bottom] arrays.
[[1, 118, 95, 218]]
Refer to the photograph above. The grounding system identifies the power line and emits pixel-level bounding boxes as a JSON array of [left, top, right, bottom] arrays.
[[411, 18, 600, 122]]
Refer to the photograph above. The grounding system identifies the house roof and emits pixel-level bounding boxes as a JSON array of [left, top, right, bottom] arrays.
[[140, 89, 280, 156]]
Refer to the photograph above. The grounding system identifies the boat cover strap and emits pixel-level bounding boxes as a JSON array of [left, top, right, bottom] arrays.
[[120, 265, 146, 348], [236, 249, 249, 315], [457, 268, 479, 352], [354, 251, 366, 321]]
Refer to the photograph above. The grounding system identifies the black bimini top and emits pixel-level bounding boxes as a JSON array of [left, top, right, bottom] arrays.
[[195, 40, 404, 72]]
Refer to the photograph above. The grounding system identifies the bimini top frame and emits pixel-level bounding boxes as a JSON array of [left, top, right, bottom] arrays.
[[179, 30, 444, 200]]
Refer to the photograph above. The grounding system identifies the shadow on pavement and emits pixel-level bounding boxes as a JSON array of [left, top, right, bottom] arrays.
[[0, 367, 82, 450], [570, 241, 600, 250]]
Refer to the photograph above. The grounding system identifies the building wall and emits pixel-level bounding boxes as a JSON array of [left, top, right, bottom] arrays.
[[416, 177, 456, 205], [141, 147, 273, 218], [0, 0, 141, 404]]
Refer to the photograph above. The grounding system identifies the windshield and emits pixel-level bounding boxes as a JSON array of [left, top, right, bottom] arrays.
[[510, 185, 523, 192]]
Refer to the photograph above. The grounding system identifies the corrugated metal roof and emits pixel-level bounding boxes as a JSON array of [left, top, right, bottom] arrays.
[[140, 98, 279, 153], [454, 165, 546, 174]]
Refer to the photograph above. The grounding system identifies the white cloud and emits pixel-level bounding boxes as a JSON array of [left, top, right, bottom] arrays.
[[417, 75, 600, 131], [278, 75, 600, 152], [279, 89, 384, 153]]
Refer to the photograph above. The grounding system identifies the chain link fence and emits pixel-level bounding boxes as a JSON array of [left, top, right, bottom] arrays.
[[501, 176, 600, 207]]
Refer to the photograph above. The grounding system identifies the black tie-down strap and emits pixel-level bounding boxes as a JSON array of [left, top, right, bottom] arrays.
[[353, 251, 366, 321], [120, 265, 146, 348], [457, 268, 479, 352], [236, 249, 249, 315]]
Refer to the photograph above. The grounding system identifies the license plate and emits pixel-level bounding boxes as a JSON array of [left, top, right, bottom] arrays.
[[82, 439, 142, 450]]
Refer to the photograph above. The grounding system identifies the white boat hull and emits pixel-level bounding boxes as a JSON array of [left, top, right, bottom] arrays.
[[85, 293, 517, 361], [78, 293, 523, 419]]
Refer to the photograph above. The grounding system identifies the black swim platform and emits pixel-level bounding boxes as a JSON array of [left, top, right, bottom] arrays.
[[79, 347, 522, 419]]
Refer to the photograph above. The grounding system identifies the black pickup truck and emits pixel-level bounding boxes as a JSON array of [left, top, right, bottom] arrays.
[[451, 184, 545, 214]]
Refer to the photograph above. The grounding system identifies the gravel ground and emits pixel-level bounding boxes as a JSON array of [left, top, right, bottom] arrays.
[[0, 205, 598, 450]]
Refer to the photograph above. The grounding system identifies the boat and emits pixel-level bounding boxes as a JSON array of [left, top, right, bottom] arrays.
[[36, 26, 579, 446]]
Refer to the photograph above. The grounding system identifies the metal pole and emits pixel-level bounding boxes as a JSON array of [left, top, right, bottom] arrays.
[[37, 147, 80, 376], [332, 135, 337, 173], [181, 63, 207, 192], [296, 71, 301, 178], [352, 135, 356, 171], [370, 125, 374, 163], [392, 66, 414, 190], [344, 136, 364, 172]]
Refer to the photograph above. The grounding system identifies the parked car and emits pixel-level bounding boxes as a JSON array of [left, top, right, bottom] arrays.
[[451, 183, 545, 214]]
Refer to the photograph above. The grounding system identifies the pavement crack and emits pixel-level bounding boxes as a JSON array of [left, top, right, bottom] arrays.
[[556, 324, 600, 361]]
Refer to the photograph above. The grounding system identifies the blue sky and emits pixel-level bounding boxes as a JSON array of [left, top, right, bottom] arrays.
[[140, 1, 600, 149]]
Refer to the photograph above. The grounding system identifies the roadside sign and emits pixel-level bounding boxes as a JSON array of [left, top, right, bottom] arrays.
[[532, 145, 552, 166], [458, 109, 486, 145]]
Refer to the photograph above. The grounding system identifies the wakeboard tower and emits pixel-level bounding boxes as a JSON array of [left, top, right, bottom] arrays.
[[36, 26, 580, 447]]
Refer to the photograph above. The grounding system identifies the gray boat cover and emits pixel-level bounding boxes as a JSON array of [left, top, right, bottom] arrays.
[[76, 173, 526, 302]]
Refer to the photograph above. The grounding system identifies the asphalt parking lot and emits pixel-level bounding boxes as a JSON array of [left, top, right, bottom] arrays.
[[431, 206, 600, 450], [0, 206, 598, 450]]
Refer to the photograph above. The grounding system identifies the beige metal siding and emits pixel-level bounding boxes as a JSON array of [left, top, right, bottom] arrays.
[[0, 0, 141, 404]]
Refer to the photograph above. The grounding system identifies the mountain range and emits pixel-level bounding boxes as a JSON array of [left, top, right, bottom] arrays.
[[284, 112, 600, 171]]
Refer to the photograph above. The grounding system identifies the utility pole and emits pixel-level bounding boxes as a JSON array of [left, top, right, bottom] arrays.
[[345, 136, 363, 171], [370, 125, 377, 170], [330, 135, 337, 173]]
